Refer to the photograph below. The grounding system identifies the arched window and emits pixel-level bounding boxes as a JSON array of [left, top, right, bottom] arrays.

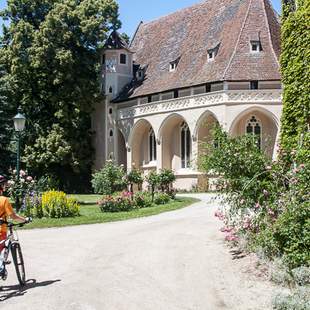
[[181, 122, 191, 168], [149, 129, 157, 162], [246, 116, 262, 149]]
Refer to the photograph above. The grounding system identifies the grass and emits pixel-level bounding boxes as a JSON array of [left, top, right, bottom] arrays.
[[21, 196, 199, 230]]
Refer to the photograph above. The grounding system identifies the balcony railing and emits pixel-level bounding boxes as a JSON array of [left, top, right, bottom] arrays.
[[117, 89, 282, 120]]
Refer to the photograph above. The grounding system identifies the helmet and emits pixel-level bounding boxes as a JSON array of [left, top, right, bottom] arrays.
[[0, 175, 8, 185]]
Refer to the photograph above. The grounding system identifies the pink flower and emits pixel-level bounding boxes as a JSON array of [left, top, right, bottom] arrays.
[[299, 164, 305, 169], [26, 176, 33, 182], [266, 166, 272, 171], [267, 209, 275, 216], [19, 170, 26, 177], [263, 189, 269, 197], [254, 203, 261, 210], [240, 199, 245, 205]]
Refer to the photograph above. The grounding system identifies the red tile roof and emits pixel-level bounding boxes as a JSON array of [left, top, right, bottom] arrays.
[[115, 0, 281, 101]]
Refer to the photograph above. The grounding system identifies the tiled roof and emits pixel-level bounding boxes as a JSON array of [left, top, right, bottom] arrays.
[[115, 0, 281, 101], [104, 30, 130, 50]]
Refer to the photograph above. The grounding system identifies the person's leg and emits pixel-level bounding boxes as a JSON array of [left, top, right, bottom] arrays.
[[0, 232, 7, 273]]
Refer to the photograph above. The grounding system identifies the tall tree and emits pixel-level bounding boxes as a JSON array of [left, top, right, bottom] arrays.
[[0, 63, 14, 176], [280, 0, 310, 161], [1, 0, 120, 191]]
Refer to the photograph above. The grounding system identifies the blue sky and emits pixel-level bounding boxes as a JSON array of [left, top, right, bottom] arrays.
[[0, 0, 281, 37]]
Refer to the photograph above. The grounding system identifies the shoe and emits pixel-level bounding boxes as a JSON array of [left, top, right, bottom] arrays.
[[0, 268, 7, 281]]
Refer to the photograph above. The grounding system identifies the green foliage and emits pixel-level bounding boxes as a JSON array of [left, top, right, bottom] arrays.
[[127, 168, 143, 194], [98, 195, 133, 212], [158, 169, 176, 195], [91, 161, 126, 195], [154, 193, 171, 205], [146, 170, 160, 201], [201, 126, 275, 214], [41, 190, 80, 218], [0, 0, 121, 191], [280, 0, 310, 160], [272, 287, 310, 310], [0, 64, 14, 175], [133, 192, 152, 209], [202, 126, 309, 270]]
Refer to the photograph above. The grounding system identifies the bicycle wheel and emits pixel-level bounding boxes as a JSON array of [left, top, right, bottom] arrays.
[[11, 242, 26, 286]]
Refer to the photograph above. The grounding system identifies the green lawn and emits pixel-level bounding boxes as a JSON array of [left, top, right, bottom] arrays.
[[22, 196, 199, 229]]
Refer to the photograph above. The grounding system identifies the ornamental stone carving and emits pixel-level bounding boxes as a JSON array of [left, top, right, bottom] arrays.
[[117, 90, 282, 120]]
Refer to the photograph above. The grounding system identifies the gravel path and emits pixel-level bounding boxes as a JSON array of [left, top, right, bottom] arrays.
[[0, 194, 275, 310]]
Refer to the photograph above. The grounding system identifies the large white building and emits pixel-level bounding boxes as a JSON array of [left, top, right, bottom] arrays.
[[93, 0, 282, 190]]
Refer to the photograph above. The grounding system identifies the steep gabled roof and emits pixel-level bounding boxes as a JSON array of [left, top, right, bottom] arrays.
[[115, 0, 281, 101], [104, 30, 130, 50]]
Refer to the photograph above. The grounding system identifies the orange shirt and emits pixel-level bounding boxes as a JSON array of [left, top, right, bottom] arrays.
[[0, 196, 14, 234]]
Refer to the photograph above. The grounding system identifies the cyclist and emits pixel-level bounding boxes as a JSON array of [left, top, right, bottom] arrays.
[[0, 175, 28, 277]]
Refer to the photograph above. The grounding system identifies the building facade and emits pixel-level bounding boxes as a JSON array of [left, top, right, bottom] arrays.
[[93, 0, 282, 190]]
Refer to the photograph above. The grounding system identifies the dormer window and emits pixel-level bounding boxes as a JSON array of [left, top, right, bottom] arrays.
[[169, 57, 180, 72], [208, 51, 215, 61], [120, 53, 127, 64], [207, 43, 220, 62], [136, 69, 144, 81], [251, 41, 262, 53], [169, 62, 177, 72]]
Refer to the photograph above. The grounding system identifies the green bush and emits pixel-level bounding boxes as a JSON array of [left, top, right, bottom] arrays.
[[146, 170, 160, 202], [41, 191, 80, 218], [158, 169, 176, 195], [134, 192, 152, 208], [91, 161, 126, 195], [272, 287, 310, 310], [127, 169, 143, 194], [154, 193, 170, 205], [201, 126, 309, 270], [98, 195, 133, 212]]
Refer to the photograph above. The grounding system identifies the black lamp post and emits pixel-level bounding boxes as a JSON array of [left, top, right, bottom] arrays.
[[13, 108, 26, 209]]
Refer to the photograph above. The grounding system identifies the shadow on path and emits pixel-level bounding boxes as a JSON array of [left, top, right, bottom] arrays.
[[230, 249, 247, 260], [0, 279, 61, 302]]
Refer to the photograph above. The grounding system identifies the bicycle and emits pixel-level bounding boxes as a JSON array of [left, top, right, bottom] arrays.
[[0, 219, 31, 286]]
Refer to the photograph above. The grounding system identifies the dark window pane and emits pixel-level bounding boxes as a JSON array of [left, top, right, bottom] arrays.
[[153, 135, 157, 160], [120, 54, 127, 64], [181, 129, 185, 168], [186, 128, 191, 166], [246, 124, 253, 134]]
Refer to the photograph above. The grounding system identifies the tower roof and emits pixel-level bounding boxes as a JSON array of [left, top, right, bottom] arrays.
[[115, 0, 281, 101], [104, 30, 130, 50]]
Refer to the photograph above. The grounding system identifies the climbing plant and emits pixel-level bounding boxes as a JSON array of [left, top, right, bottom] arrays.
[[280, 0, 310, 162]]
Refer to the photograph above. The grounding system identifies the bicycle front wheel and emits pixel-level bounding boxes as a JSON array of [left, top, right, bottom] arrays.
[[11, 242, 26, 286]]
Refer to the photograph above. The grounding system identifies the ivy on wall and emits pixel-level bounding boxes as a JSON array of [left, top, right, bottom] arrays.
[[280, 0, 310, 158]]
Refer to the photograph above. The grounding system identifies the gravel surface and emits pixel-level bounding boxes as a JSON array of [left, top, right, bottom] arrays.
[[0, 194, 275, 310]]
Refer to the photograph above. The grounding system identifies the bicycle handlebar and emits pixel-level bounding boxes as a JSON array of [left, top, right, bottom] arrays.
[[0, 219, 30, 227]]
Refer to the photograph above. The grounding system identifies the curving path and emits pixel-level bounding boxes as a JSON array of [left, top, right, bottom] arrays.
[[1, 194, 274, 310]]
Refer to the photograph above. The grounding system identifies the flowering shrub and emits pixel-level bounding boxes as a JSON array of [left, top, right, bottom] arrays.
[[134, 192, 152, 209], [98, 194, 133, 212], [7, 169, 37, 211], [98, 191, 155, 212], [41, 191, 80, 218], [203, 126, 309, 270], [22, 192, 43, 218]]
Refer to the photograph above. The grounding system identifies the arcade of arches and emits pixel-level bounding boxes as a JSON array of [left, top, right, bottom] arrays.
[[116, 108, 279, 190]]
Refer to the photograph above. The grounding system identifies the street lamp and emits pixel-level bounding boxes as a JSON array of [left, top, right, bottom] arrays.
[[13, 108, 26, 182]]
